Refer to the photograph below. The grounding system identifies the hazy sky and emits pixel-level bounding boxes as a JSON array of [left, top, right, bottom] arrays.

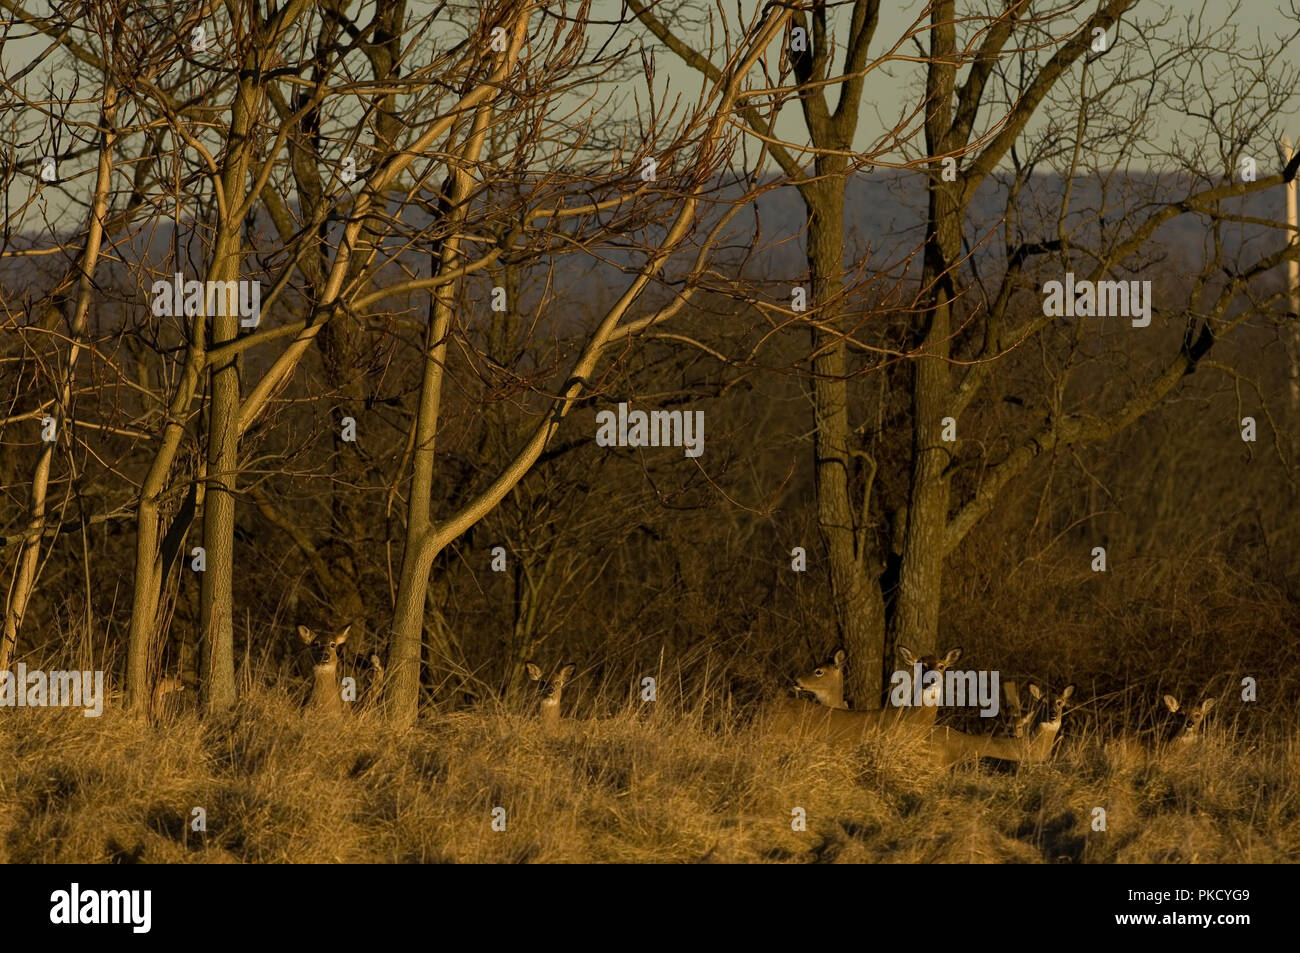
[[601, 0, 1300, 169], [2, 0, 1298, 224]]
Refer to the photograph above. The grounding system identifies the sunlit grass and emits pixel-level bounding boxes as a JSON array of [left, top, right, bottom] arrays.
[[0, 679, 1294, 863]]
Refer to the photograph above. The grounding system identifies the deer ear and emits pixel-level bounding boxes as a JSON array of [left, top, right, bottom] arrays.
[[833, 649, 847, 667], [1029, 683, 1043, 700], [943, 646, 963, 666], [559, 662, 577, 680], [1061, 685, 1075, 701], [525, 663, 542, 681], [1200, 697, 1216, 713], [897, 645, 916, 667], [1163, 694, 1180, 713], [335, 624, 351, 645], [297, 625, 315, 645]]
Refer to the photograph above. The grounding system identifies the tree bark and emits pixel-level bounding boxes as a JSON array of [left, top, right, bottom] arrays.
[[892, 1, 959, 659], [198, 77, 257, 713], [804, 173, 887, 707]]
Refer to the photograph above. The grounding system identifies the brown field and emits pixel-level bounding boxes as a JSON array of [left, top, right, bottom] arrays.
[[3, 600, 1297, 865]]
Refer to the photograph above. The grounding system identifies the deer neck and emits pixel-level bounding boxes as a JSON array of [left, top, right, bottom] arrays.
[[816, 688, 848, 710], [1026, 718, 1062, 762], [540, 696, 561, 726], [313, 665, 341, 710], [915, 678, 944, 723]]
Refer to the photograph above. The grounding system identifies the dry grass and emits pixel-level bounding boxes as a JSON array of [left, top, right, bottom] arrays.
[[1, 683, 1296, 863]]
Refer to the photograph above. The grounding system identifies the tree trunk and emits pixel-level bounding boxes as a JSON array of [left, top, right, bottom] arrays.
[[198, 80, 257, 713], [892, 290, 953, 658], [387, 532, 439, 726], [804, 173, 887, 708], [893, 192, 959, 657], [385, 194, 466, 726], [892, 4, 960, 659], [126, 355, 205, 709]]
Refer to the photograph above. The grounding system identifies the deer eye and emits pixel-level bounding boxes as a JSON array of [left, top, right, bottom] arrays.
[[814, 668, 824, 677]]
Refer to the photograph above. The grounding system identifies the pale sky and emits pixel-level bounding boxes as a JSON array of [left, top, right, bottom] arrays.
[[2, 0, 1298, 227]]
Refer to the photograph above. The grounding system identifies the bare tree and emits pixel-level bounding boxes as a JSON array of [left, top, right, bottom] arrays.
[[629, 0, 1300, 706], [380, 1, 791, 725]]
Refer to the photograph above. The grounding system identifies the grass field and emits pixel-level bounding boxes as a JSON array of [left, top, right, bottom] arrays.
[[2, 681, 1295, 864]]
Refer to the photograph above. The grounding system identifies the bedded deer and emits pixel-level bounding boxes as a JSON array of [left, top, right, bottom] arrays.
[[768, 645, 964, 743]]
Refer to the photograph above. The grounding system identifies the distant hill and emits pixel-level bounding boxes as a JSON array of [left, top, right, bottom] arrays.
[[3, 170, 1290, 328]]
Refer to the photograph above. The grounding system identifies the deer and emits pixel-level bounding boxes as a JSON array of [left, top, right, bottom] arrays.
[[1162, 693, 1216, 744], [526, 661, 576, 730], [1003, 680, 1041, 739], [769, 645, 964, 743], [298, 623, 351, 714], [149, 676, 186, 722], [926, 683, 1075, 769]]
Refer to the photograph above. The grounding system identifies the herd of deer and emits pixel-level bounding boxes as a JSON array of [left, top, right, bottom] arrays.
[[166, 625, 1216, 767], [513, 645, 1221, 768], [764, 646, 1080, 768]]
